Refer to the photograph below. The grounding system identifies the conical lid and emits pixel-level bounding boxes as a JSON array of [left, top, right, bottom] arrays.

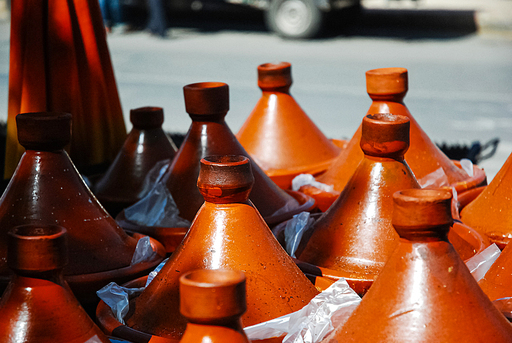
[[165, 82, 304, 224], [0, 225, 111, 343], [298, 114, 419, 292], [461, 152, 512, 248], [126, 155, 318, 341], [180, 269, 250, 343], [94, 106, 177, 216], [0, 112, 137, 278], [324, 189, 512, 342], [318, 67, 468, 192], [236, 62, 340, 189], [479, 237, 512, 301]]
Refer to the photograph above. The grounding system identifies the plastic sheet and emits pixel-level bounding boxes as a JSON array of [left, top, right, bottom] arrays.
[[418, 167, 450, 188], [284, 212, 314, 258], [244, 277, 361, 342], [465, 243, 501, 281], [97, 283, 145, 324], [130, 236, 156, 265], [137, 159, 171, 199], [460, 158, 474, 178], [292, 174, 334, 193]]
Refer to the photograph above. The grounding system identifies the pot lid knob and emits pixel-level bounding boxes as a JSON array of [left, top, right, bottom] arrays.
[[130, 106, 164, 129], [257, 62, 292, 90], [360, 113, 410, 158], [366, 67, 408, 97], [16, 112, 72, 151], [183, 82, 229, 118]]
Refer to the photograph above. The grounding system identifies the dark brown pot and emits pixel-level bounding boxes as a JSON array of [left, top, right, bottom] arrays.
[[461, 152, 512, 248], [180, 269, 250, 343], [0, 225, 111, 343], [163, 82, 314, 224], [236, 62, 340, 189], [323, 189, 512, 342], [94, 106, 177, 217], [316, 67, 485, 198], [0, 112, 165, 304], [121, 155, 318, 342]]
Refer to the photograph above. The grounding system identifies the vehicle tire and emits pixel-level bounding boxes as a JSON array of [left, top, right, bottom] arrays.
[[265, 0, 323, 39]]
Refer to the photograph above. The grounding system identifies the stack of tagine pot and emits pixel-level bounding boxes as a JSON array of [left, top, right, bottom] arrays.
[[236, 62, 341, 190], [322, 189, 512, 342], [292, 113, 488, 295], [300, 67, 486, 211], [94, 106, 178, 218], [0, 112, 165, 307], [116, 82, 315, 253], [96, 155, 318, 343]]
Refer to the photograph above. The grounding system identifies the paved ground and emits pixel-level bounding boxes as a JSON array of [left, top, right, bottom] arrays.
[[0, 1, 511, 182]]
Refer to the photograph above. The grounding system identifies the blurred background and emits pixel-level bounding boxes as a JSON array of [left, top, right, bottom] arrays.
[[0, 0, 511, 181]]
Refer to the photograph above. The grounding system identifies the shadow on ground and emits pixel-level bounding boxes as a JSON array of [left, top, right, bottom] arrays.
[[123, 5, 478, 40]]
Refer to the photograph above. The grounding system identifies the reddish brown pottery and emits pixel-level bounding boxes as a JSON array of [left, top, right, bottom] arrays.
[[313, 67, 485, 209], [461, 152, 512, 248], [180, 269, 250, 343], [323, 189, 512, 342], [479, 239, 512, 301], [163, 82, 314, 225], [236, 62, 340, 189], [94, 106, 177, 217], [0, 225, 111, 343], [109, 155, 318, 342], [0, 112, 165, 305], [296, 114, 488, 295]]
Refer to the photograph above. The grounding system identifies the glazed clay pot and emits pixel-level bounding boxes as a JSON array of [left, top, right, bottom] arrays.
[[0, 225, 111, 343], [163, 82, 313, 225], [461, 152, 512, 248], [296, 113, 488, 295], [0, 112, 164, 304], [316, 67, 483, 201], [323, 189, 512, 342], [122, 155, 318, 342], [180, 269, 250, 343], [236, 62, 340, 189], [479, 241, 512, 301], [94, 106, 177, 217]]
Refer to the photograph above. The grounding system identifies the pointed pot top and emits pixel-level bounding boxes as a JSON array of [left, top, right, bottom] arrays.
[[361, 113, 410, 158], [8, 225, 67, 273], [366, 67, 408, 96], [257, 62, 292, 90], [130, 106, 164, 129], [180, 269, 247, 322], [184, 82, 229, 117], [16, 112, 71, 151], [198, 155, 254, 204]]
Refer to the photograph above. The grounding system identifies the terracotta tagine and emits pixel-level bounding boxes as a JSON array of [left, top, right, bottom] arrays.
[[310, 67, 485, 210], [460, 152, 512, 248], [180, 269, 250, 343], [323, 189, 512, 342], [296, 113, 488, 295], [111, 155, 318, 342], [479, 240, 512, 302], [94, 106, 178, 217], [236, 62, 341, 189], [0, 225, 111, 343], [0, 112, 165, 304]]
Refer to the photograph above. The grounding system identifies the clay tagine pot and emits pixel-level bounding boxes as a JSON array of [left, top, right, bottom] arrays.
[[0, 225, 111, 343], [323, 189, 512, 342], [102, 155, 318, 342], [296, 113, 488, 295], [94, 106, 177, 217], [236, 62, 341, 189], [180, 269, 250, 343], [310, 67, 485, 210], [479, 240, 512, 302], [0, 112, 165, 304], [460, 152, 512, 248]]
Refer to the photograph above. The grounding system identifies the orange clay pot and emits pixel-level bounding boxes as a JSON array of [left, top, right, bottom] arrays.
[[296, 114, 488, 295], [122, 155, 318, 342], [0, 225, 110, 343], [0, 112, 165, 304], [94, 107, 177, 217], [461, 152, 512, 248], [180, 269, 250, 343], [323, 189, 512, 342], [479, 240, 512, 301], [316, 67, 483, 197], [163, 82, 314, 225], [236, 62, 340, 189]]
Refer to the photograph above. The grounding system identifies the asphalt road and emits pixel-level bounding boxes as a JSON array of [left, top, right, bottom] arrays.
[[0, 8, 511, 181]]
